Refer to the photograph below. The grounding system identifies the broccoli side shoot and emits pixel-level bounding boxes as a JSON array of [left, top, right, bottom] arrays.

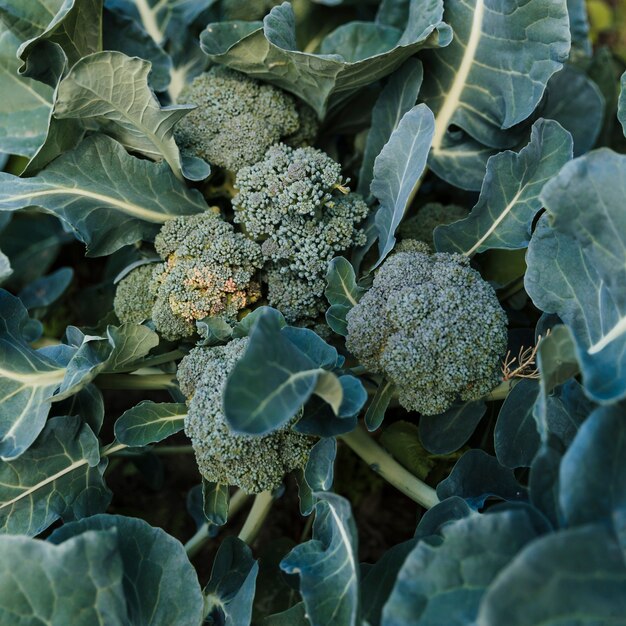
[[113, 264, 157, 325], [151, 212, 263, 340], [345, 241, 508, 415], [399, 202, 468, 248], [175, 66, 318, 172], [177, 338, 315, 493], [233, 143, 369, 323]]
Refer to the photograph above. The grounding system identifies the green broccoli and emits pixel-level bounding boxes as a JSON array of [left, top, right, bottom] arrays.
[[345, 240, 508, 415], [150, 212, 263, 340], [399, 202, 468, 248], [234, 142, 369, 322], [175, 66, 318, 172], [177, 338, 315, 493], [113, 264, 156, 325]]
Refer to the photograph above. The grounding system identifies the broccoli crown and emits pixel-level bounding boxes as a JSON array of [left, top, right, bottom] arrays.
[[178, 338, 315, 494], [175, 66, 316, 172], [233, 143, 369, 322], [345, 241, 508, 415], [113, 264, 157, 325], [399, 203, 468, 247], [151, 212, 263, 340]]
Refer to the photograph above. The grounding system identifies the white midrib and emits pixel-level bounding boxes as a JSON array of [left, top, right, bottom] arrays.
[[134, 0, 165, 44], [0, 443, 127, 511], [431, 0, 485, 152], [6, 188, 174, 223], [588, 316, 626, 355], [465, 186, 524, 256], [328, 505, 358, 623], [0, 366, 66, 386]]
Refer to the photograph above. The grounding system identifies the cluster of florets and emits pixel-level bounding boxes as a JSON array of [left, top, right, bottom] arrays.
[[177, 338, 315, 493], [399, 202, 468, 248], [114, 212, 263, 340], [233, 143, 369, 322], [175, 66, 318, 172], [345, 241, 508, 415]]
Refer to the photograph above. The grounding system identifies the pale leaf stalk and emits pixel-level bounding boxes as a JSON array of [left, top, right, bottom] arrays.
[[238, 490, 275, 545]]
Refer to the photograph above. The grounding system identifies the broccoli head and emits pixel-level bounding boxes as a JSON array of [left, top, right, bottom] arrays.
[[399, 202, 468, 248], [151, 212, 263, 340], [177, 338, 315, 493], [175, 66, 317, 172], [113, 264, 156, 325], [234, 143, 369, 322], [345, 241, 508, 415]]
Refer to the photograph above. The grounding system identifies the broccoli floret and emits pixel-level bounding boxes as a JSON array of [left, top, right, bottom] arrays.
[[234, 143, 368, 323], [221, 0, 281, 20], [151, 212, 263, 340], [399, 203, 468, 248], [345, 241, 508, 415], [177, 338, 315, 493], [113, 264, 156, 325], [175, 66, 317, 172]]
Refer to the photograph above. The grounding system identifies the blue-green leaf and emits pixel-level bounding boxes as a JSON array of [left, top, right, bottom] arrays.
[[383, 509, 545, 626], [325, 257, 364, 336], [619, 71, 626, 137], [372, 104, 435, 265], [0, 530, 127, 623], [103, 323, 159, 372], [114, 401, 186, 447], [0, 134, 207, 256], [200, 2, 450, 118], [224, 311, 321, 435], [305, 437, 336, 492], [202, 480, 230, 527], [357, 57, 423, 197], [281, 492, 359, 626], [18, 267, 73, 310], [477, 525, 626, 625], [0, 415, 108, 536], [526, 149, 626, 403], [50, 514, 205, 626], [435, 120, 572, 255], [364, 379, 395, 431]]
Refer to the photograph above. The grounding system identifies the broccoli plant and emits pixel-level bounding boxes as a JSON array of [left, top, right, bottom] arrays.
[[0, 1, 625, 625]]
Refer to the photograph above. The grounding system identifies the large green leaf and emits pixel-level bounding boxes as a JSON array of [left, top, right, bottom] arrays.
[[382, 509, 544, 626], [478, 525, 626, 625], [434, 120, 572, 256], [224, 311, 322, 435], [0, 134, 207, 256], [0, 290, 67, 459], [103, 323, 159, 372], [0, 530, 127, 624], [372, 103, 435, 265], [0, 25, 53, 158], [281, 493, 359, 626], [54, 51, 200, 180], [525, 149, 626, 403], [114, 401, 186, 447], [199, 1, 450, 118], [50, 514, 205, 626], [357, 57, 423, 197], [0, 415, 108, 536], [0, 0, 103, 86]]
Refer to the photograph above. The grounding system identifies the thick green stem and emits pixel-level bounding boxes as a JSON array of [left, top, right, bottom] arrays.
[[114, 350, 185, 374], [185, 490, 250, 558], [486, 378, 520, 401], [238, 491, 274, 545], [95, 373, 176, 390], [340, 425, 439, 509]]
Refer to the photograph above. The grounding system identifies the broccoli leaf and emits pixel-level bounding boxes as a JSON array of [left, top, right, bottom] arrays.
[[526, 149, 626, 403], [49, 514, 205, 626], [364, 379, 395, 431], [0, 25, 53, 158], [382, 509, 545, 626], [0, 134, 208, 256], [0, 415, 108, 536], [325, 256, 365, 335], [54, 51, 206, 181], [372, 103, 435, 266], [357, 57, 423, 197], [477, 525, 626, 625], [434, 120, 573, 256], [200, 2, 450, 118], [18, 267, 73, 310], [0, 529, 127, 623], [114, 401, 187, 447], [422, 0, 570, 182], [619, 71, 626, 136], [281, 493, 359, 626]]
